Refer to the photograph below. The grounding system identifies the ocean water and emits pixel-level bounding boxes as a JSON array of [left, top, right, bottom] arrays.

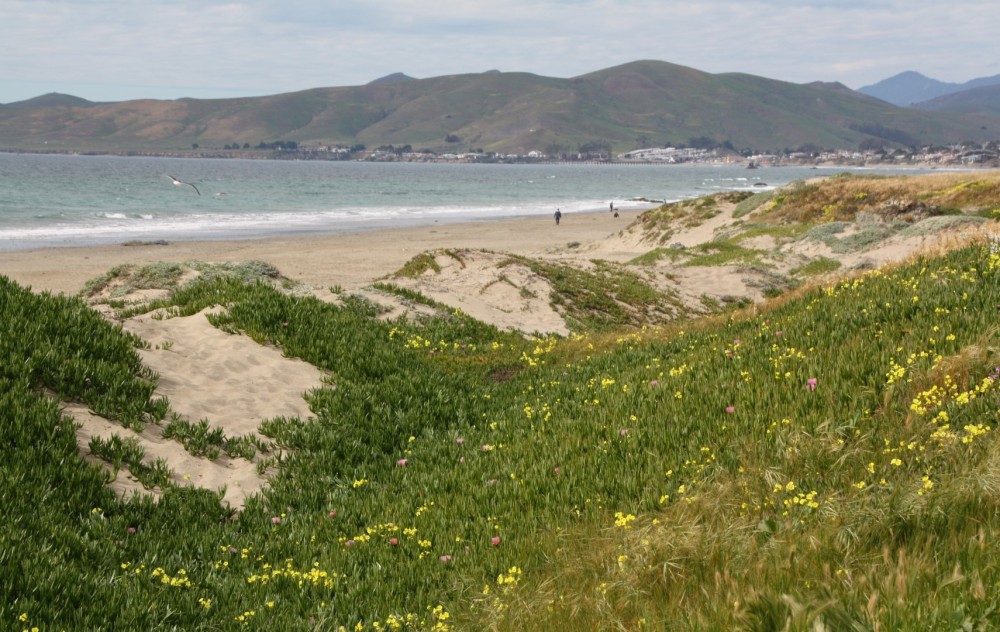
[[0, 153, 928, 251]]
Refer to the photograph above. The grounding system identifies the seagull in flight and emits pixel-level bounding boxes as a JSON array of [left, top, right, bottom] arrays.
[[167, 175, 200, 195]]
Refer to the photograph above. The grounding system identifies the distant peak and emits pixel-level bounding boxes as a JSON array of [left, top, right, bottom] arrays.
[[889, 70, 934, 81], [7, 92, 94, 108], [806, 81, 853, 93], [368, 72, 416, 85]]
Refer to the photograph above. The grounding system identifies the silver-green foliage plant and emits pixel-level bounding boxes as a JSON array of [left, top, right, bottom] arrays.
[[732, 190, 774, 218]]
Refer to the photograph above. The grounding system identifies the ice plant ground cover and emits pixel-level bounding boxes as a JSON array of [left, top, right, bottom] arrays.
[[1, 234, 999, 629]]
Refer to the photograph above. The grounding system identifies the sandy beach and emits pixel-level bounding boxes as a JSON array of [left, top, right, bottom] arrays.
[[0, 211, 622, 296], [3, 210, 638, 508]]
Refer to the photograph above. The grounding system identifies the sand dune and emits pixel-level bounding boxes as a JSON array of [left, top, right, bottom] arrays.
[[69, 306, 327, 509], [6, 196, 994, 508], [125, 306, 323, 436]]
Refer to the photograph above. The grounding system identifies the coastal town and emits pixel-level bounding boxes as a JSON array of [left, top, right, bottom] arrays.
[[71, 139, 999, 168], [312, 143, 1000, 166]]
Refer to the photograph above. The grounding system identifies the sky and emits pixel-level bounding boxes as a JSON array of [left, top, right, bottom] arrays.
[[2, 0, 998, 104]]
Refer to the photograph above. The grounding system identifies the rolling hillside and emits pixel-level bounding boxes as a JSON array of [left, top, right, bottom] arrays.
[[912, 83, 1000, 116], [1, 60, 998, 154]]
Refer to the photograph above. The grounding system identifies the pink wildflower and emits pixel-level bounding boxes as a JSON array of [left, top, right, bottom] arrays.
[[396, 458, 407, 467], [439, 555, 453, 563], [455, 437, 464, 445], [491, 536, 501, 546], [389, 538, 399, 546], [619, 428, 629, 437], [649, 379, 659, 386], [725, 406, 735, 414], [807, 377, 817, 392], [127, 527, 136, 534], [345, 539, 355, 548], [271, 516, 281, 524]]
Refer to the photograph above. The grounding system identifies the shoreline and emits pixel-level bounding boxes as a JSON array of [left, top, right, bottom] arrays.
[[2, 148, 995, 170], [0, 203, 656, 254], [0, 209, 626, 296], [0, 158, 962, 256]]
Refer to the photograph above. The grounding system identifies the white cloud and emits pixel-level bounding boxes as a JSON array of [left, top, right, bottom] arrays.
[[1, 0, 998, 102]]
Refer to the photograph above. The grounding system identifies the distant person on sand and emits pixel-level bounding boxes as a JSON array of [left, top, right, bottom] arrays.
[[554, 208, 562, 225], [610, 202, 614, 213]]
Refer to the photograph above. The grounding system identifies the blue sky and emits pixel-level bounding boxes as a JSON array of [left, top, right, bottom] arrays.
[[2, 0, 997, 104]]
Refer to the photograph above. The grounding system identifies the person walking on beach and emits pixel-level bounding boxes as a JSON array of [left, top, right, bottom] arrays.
[[554, 208, 562, 225]]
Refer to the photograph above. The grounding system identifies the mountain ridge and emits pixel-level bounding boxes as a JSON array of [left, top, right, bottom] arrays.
[[911, 84, 1000, 116], [858, 70, 1000, 106], [1, 60, 998, 154]]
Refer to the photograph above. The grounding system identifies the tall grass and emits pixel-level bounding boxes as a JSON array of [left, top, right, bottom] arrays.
[[761, 172, 1000, 225], [1, 233, 998, 630]]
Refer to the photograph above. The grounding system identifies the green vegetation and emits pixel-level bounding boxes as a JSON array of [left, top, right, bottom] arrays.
[[499, 255, 683, 331], [897, 214, 988, 238], [733, 190, 774, 218], [88, 435, 172, 489], [760, 172, 1000, 225], [682, 241, 768, 267], [371, 282, 450, 310], [638, 196, 724, 239], [187, 260, 283, 285], [627, 246, 686, 266], [739, 265, 797, 298], [162, 417, 227, 460], [81, 262, 187, 298], [395, 253, 442, 278], [80, 260, 286, 302], [790, 256, 842, 277], [2, 228, 1000, 630], [722, 222, 810, 244], [829, 223, 905, 253], [636, 191, 785, 249], [0, 279, 166, 427]]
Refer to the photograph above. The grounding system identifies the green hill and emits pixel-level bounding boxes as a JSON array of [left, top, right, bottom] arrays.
[[1, 60, 997, 154], [914, 84, 1000, 116], [1, 176, 999, 628]]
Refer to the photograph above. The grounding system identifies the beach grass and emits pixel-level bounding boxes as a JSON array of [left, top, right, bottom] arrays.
[[790, 256, 842, 277], [80, 259, 288, 304], [498, 254, 686, 331], [682, 241, 768, 267], [1, 222, 999, 630]]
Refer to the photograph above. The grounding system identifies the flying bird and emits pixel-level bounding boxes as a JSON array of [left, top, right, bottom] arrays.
[[167, 175, 200, 195]]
